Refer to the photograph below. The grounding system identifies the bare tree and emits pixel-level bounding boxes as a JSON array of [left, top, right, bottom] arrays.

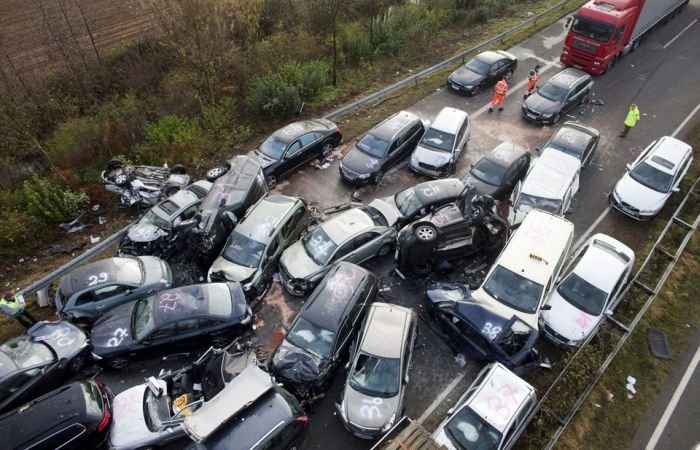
[[309, 0, 346, 86], [75, 0, 103, 67]]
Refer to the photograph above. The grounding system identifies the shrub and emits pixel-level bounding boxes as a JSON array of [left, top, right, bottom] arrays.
[[247, 73, 301, 118], [279, 61, 329, 101], [339, 23, 373, 65], [133, 115, 207, 165], [47, 117, 100, 170], [21, 175, 89, 223], [0, 209, 37, 250]]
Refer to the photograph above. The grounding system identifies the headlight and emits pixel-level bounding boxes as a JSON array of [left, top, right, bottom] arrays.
[[541, 113, 553, 118], [593, 61, 601, 66], [567, 339, 581, 346], [242, 282, 254, 292], [612, 189, 621, 202], [357, 173, 371, 180], [639, 208, 657, 215], [382, 413, 396, 433], [464, 85, 473, 89], [411, 153, 419, 165], [338, 398, 348, 422]]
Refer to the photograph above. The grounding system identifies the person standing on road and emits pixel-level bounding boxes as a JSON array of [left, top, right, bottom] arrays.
[[489, 77, 509, 113], [524, 65, 540, 98], [0, 292, 38, 329], [619, 104, 640, 137]]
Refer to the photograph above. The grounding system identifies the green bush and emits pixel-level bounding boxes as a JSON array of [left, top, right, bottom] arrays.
[[21, 175, 89, 223], [143, 115, 203, 149], [47, 117, 100, 169], [247, 73, 302, 118], [0, 209, 37, 250], [279, 61, 329, 101], [339, 23, 373, 65]]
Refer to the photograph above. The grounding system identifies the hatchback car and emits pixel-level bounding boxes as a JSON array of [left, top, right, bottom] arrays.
[[0, 321, 89, 414], [409, 107, 470, 178], [522, 68, 593, 124], [55, 256, 173, 325], [90, 282, 252, 370], [610, 136, 693, 220], [540, 234, 634, 347], [538, 121, 599, 167], [272, 263, 377, 399], [1, 379, 113, 450], [279, 207, 396, 296], [182, 365, 307, 450], [447, 50, 518, 96], [337, 302, 417, 439], [368, 178, 467, 228], [208, 195, 310, 301], [340, 111, 425, 184], [432, 363, 536, 450], [462, 142, 531, 201], [248, 119, 342, 189]]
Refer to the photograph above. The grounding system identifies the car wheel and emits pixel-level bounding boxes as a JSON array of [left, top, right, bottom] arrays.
[[411, 261, 433, 276], [472, 85, 482, 96], [374, 170, 385, 184], [164, 185, 180, 197], [552, 113, 561, 124], [266, 175, 278, 190], [605, 55, 617, 73], [170, 164, 187, 175], [107, 357, 130, 371], [211, 334, 232, 348], [377, 243, 392, 257], [414, 223, 437, 244], [321, 141, 335, 158], [68, 353, 87, 373], [206, 166, 228, 182], [114, 173, 129, 186]]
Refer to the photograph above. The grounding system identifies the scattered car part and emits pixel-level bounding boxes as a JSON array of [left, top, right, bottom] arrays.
[[102, 159, 191, 207]]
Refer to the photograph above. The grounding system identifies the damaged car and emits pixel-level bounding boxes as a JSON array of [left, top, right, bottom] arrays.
[[90, 282, 252, 370], [395, 193, 509, 275], [272, 262, 377, 403], [409, 107, 471, 178], [102, 159, 191, 207], [461, 142, 531, 201], [426, 282, 541, 375]]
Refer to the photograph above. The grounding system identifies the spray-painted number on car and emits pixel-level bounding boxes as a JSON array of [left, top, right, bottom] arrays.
[[87, 272, 109, 286], [108, 328, 129, 347]]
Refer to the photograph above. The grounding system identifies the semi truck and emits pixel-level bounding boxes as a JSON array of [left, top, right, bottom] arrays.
[[560, 0, 689, 75]]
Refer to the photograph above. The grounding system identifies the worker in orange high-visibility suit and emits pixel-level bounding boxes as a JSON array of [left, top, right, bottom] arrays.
[[489, 77, 508, 113], [524, 65, 540, 98]]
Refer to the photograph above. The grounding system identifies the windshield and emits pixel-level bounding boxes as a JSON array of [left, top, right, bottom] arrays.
[[558, 273, 608, 316], [144, 389, 171, 432], [0, 336, 53, 368], [483, 265, 544, 314], [133, 296, 156, 341], [349, 353, 400, 398], [471, 159, 507, 186], [394, 187, 423, 218], [286, 316, 336, 358], [223, 232, 265, 268], [356, 134, 390, 158], [258, 136, 287, 160], [465, 57, 491, 75], [420, 128, 455, 153], [572, 16, 614, 43], [629, 162, 673, 193], [537, 83, 568, 102], [302, 227, 338, 266], [139, 210, 170, 230], [444, 406, 502, 450], [516, 194, 562, 215]]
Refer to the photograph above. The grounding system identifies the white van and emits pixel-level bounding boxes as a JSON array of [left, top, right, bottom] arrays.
[[409, 107, 471, 178], [509, 147, 580, 226], [471, 209, 574, 331]]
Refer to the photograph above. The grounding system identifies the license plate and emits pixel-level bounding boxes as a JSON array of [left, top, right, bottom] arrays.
[[573, 64, 583, 69], [527, 112, 536, 119]]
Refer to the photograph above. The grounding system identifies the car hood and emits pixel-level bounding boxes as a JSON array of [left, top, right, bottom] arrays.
[[109, 384, 156, 448], [341, 147, 381, 176], [368, 197, 401, 227], [127, 224, 165, 243], [272, 340, 329, 384], [614, 175, 668, 212], [462, 174, 498, 198], [91, 302, 135, 353], [541, 290, 600, 343], [524, 94, 562, 115], [247, 149, 277, 169], [344, 385, 400, 430], [413, 145, 451, 168], [208, 257, 256, 283], [449, 67, 484, 87], [29, 321, 87, 359], [280, 241, 320, 280]]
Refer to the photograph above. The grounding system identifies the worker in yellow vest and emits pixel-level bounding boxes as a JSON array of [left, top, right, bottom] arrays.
[[1, 292, 38, 329], [619, 104, 640, 138]]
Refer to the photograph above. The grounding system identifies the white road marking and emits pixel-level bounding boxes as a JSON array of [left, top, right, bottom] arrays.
[[645, 344, 700, 450], [671, 102, 700, 138], [417, 370, 469, 424], [663, 18, 698, 49]]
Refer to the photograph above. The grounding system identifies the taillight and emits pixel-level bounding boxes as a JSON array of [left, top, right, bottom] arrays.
[[97, 407, 111, 432], [295, 415, 309, 428]]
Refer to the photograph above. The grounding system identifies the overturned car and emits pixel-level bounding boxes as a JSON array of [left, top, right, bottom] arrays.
[[102, 159, 191, 207]]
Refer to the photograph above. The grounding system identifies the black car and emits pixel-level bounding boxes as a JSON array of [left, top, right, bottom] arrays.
[[183, 365, 307, 450], [90, 283, 252, 370], [522, 68, 593, 124], [339, 111, 425, 185], [1, 379, 113, 450], [272, 262, 377, 401], [447, 50, 518, 96], [462, 142, 531, 201], [426, 282, 541, 375], [538, 121, 600, 167], [248, 119, 342, 189], [0, 321, 89, 414]]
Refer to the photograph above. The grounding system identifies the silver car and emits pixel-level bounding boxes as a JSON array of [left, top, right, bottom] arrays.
[[336, 302, 417, 439], [279, 207, 396, 296]]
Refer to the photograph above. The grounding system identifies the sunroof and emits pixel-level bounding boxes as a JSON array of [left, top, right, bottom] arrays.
[[650, 155, 674, 170]]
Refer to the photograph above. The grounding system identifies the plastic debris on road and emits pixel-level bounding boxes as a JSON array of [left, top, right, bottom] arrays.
[[454, 353, 466, 367], [90, 235, 101, 244], [626, 375, 637, 398]]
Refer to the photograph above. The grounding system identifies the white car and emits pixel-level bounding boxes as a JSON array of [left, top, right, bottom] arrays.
[[540, 233, 634, 347], [610, 136, 693, 220], [409, 107, 471, 178]]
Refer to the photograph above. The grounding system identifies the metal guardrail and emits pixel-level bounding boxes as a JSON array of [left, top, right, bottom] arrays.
[[323, 0, 575, 121]]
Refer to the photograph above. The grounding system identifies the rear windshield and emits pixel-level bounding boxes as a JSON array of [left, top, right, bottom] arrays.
[[483, 265, 544, 314]]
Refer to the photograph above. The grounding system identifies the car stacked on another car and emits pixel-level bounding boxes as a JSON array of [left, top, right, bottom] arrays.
[[447, 50, 518, 96], [248, 119, 342, 189], [409, 107, 471, 178], [522, 68, 593, 124], [208, 195, 310, 302], [340, 111, 425, 184], [610, 136, 693, 220], [538, 121, 599, 167], [279, 207, 396, 296], [55, 256, 173, 325], [462, 142, 531, 201]]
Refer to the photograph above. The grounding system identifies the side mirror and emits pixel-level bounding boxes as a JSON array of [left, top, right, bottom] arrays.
[[404, 374, 410, 384], [446, 407, 455, 416], [173, 215, 200, 231], [565, 16, 572, 28], [541, 304, 552, 311], [565, 208, 574, 215], [535, 146, 541, 154], [626, 163, 632, 171], [672, 187, 680, 193], [223, 211, 238, 228], [605, 309, 614, 316]]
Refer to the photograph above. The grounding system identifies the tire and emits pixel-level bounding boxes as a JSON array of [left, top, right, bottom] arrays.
[[414, 223, 438, 244], [471, 85, 482, 96], [206, 165, 228, 182], [605, 55, 617, 73], [211, 334, 232, 348], [266, 175, 278, 190], [170, 164, 187, 175], [411, 261, 433, 276], [106, 357, 130, 371], [552, 113, 561, 124], [377, 243, 392, 257], [374, 170, 385, 184], [106, 159, 123, 172], [68, 353, 87, 374], [164, 185, 180, 197], [321, 141, 335, 158], [114, 173, 129, 186]]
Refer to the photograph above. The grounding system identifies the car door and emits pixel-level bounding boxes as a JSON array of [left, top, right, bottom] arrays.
[[582, 136, 597, 166], [261, 236, 281, 281], [281, 204, 309, 248], [140, 322, 177, 358], [330, 240, 360, 266], [278, 140, 304, 177], [348, 232, 381, 263], [91, 284, 132, 314], [301, 132, 325, 161]]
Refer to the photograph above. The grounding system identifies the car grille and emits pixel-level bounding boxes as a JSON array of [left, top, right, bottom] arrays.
[[572, 38, 599, 54], [619, 201, 639, 214], [542, 323, 569, 346], [525, 107, 541, 117], [347, 420, 379, 438], [419, 162, 440, 171], [279, 264, 293, 282], [341, 166, 359, 179]]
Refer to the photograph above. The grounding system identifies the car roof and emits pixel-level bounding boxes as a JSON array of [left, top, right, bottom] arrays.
[[409, 178, 465, 205], [475, 50, 513, 64], [360, 303, 413, 359], [271, 119, 332, 144], [547, 68, 590, 89], [60, 257, 142, 295], [521, 148, 580, 200], [499, 210, 574, 285], [369, 111, 421, 143], [466, 363, 535, 433], [429, 107, 468, 134], [322, 208, 375, 244], [547, 122, 598, 159], [644, 136, 692, 175], [151, 190, 200, 221], [154, 283, 237, 326], [483, 142, 529, 168], [303, 263, 371, 331], [235, 195, 300, 245], [202, 156, 264, 211], [574, 234, 633, 293]]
